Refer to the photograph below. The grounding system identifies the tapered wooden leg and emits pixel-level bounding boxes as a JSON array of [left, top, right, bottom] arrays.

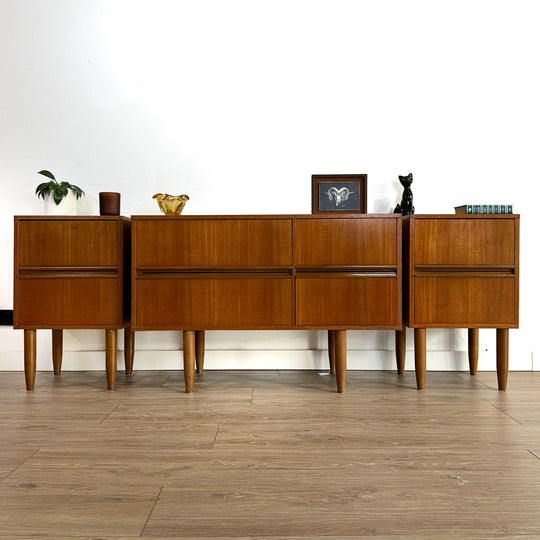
[[195, 330, 205, 374], [414, 328, 426, 390], [24, 329, 37, 391], [105, 329, 117, 390], [395, 329, 406, 374], [328, 330, 336, 374], [496, 328, 509, 391], [183, 330, 196, 393], [124, 327, 134, 375], [468, 328, 479, 375], [335, 330, 347, 393], [52, 329, 63, 375]]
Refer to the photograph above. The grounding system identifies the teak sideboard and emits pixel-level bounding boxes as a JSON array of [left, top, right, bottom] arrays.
[[397, 214, 520, 390], [13, 213, 520, 393], [131, 214, 403, 392], [13, 216, 133, 390]]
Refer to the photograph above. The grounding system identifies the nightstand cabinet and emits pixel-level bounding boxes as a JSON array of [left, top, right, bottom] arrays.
[[14, 216, 132, 390], [398, 214, 519, 390]]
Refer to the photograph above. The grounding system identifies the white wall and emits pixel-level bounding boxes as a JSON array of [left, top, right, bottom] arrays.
[[1, 0, 538, 373]]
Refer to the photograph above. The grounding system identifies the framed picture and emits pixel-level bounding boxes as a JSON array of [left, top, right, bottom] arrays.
[[311, 174, 367, 214]]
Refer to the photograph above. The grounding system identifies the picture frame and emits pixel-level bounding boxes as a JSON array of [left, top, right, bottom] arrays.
[[311, 174, 367, 214]]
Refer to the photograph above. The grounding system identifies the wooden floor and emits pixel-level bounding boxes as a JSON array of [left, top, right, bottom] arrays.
[[1, 369, 540, 540]]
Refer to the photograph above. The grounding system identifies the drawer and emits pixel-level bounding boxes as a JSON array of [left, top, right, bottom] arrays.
[[413, 218, 516, 267], [134, 218, 292, 269], [15, 277, 119, 327], [296, 275, 399, 328], [134, 274, 293, 329], [412, 276, 517, 327], [17, 220, 118, 267], [295, 218, 398, 268]]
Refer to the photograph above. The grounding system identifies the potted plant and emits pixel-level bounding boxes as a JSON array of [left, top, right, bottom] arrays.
[[35, 170, 85, 215]]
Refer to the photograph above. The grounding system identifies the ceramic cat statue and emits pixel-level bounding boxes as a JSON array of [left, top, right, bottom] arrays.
[[393, 173, 415, 215]]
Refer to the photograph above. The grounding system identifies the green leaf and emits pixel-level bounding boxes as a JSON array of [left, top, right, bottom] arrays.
[[52, 186, 64, 205], [38, 170, 56, 181], [35, 182, 52, 198], [71, 186, 85, 199]]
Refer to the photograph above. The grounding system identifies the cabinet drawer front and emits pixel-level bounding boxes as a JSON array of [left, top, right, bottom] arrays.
[[18, 220, 118, 267], [295, 218, 398, 267], [413, 276, 517, 326], [296, 276, 399, 327], [16, 278, 119, 327], [135, 275, 293, 328], [134, 219, 292, 269], [413, 218, 516, 266]]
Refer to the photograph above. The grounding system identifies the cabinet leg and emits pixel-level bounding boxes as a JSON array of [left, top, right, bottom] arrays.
[[414, 328, 426, 390], [328, 330, 336, 374], [105, 329, 117, 390], [183, 330, 196, 393], [335, 330, 347, 393], [52, 329, 63, 375], [124, 327, 134, 375], [468, 328, 479, 375], [195, 330, 205, 374], [395, 329, 406, 374], [24, 329, 37, 391], [496, 328, 509, 391]]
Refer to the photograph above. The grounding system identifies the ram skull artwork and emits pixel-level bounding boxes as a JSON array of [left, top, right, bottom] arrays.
[[326, 186, 353, 207]]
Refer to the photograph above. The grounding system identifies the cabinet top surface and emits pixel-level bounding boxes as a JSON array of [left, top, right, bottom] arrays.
[[404, 214, 519, 219], [131, 213, 399, 220], [15, 215, 130, 221], [13, 214, 518, 221]]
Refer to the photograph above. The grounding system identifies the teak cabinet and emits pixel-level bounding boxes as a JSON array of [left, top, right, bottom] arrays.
[[131, 214, 402, 392], [398, 214, 520, 390], [13, 216, 133, 390]]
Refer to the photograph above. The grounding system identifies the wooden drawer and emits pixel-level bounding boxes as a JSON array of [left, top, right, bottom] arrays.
[[295, 217, 398, 268], [296, 275, 399, 328], [134, 218, 292, 269], [17, 220, 118, 267], [412, 276, 517, 327], [412, 218, 516, 267], [15, 277, 119, 327], [134, 274, 293, 329]]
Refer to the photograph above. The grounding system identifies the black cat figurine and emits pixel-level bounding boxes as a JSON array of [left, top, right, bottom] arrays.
[[394, 173, 415, 215]]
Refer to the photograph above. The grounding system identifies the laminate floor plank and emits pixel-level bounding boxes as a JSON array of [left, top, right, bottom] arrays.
[[1, 370, 540, 539], [0, 449, 39, 481], [0, 482, 159, 539], [0, 420, 220, 452], [145, 470, 540, 540]]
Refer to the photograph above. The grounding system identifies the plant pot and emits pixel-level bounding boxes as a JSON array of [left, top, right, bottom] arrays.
[[44, 191, 78, 215]]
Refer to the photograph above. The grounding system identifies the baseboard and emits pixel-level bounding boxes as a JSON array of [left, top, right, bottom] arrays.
[[0, 348, 535, 372], [0, 327, 535, 371]]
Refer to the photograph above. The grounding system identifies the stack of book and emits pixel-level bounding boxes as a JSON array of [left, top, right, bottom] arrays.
[[454, 204, 513, 214]]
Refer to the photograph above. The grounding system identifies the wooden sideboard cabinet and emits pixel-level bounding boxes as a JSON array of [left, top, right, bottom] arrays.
[[13, 216, 133, 390], [397, 214, 519, 390], [131, 214, 402, 393]]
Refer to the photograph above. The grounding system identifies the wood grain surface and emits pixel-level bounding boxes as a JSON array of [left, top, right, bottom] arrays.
[[1, 369, 539, 539]]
